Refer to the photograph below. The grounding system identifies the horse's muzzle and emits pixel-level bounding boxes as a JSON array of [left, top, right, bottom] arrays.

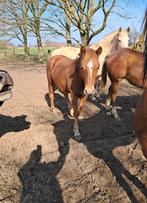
[[84, 88, 96, 96]]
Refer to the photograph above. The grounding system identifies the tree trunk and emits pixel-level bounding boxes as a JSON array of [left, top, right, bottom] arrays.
[[36, 33, 43, 62], [66, 31, 71, 47], [35, 19, 43, 62], [80, 32, 89, 46], [66, 15, 71, 46], [24, 36, 29, 62]]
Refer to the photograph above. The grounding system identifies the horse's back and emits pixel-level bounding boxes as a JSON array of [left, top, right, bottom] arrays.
[[51, 47, 80, 59], [106, 48, 144, 72]]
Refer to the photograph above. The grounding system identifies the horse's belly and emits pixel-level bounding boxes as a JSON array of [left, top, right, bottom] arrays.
[[53, 78, 67, 93]]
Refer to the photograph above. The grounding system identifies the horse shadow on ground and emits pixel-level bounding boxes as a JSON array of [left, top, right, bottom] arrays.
[[44, 92, 147, 203], [0, 114, 31, 137]]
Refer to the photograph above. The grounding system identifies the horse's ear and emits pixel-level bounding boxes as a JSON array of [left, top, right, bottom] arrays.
[[96, 46, 102, 56], [80, 46, 86, 55], [127, 27, 130, 32], [119, 27, 122, 32]]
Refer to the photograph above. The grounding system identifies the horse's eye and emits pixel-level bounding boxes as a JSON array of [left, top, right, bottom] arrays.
[[96, 67, 99, 70], [118, 39, 121, 42]]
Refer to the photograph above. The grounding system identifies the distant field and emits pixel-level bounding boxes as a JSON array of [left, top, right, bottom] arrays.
[[0, 47, 56, 62], [0, 47, 55, 55]]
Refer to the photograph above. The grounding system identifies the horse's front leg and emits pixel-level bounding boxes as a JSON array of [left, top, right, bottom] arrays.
[[64, 92, 73, 116], [79, 95, 88, 119], [72, 95, 81, 141], [103, 83, 112, 110]]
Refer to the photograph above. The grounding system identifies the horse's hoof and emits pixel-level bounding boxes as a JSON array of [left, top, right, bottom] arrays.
[[74, 135, 82, 142], [50, 107, 55, 113], [106, 111, 111, 116], [74, 131, 82, 142], [79, 114, 84, 120], [101, 103, 111, 111], [115, 117, 121, 121], [105, 105, 111, 111]]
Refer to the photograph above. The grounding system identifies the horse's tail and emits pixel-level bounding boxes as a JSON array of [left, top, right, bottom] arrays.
[[101, 61, 107, 88]]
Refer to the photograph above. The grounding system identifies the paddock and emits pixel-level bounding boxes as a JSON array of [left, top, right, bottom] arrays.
[[0, 62, 147, 203]]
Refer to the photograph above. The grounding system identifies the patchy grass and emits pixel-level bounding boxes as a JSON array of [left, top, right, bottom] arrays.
[[0, 47, 56, 63]]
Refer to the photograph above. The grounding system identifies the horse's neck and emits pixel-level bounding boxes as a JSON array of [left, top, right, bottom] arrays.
[[74, 58, 85, 80], [91, 32, 118, 54]]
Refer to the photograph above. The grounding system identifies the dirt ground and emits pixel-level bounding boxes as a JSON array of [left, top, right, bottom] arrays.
[[0, 61, 147, 203]]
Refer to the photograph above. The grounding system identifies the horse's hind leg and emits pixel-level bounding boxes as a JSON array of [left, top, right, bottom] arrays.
[[48, 83, 55, 112], [47, 65, 56, 112], [110, 81, 120, 120], [104, 85, 112, 110], [72, 95, 81, 141], [105, 81, 120, 120]]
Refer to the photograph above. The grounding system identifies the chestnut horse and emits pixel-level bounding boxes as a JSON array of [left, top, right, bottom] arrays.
[[101, 48, 145, 120], [47, 46, 102, 141], [134, 9, 147, 159]]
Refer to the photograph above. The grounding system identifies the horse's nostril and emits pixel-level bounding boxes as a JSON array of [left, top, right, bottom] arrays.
[[84, 89, 95, 95]]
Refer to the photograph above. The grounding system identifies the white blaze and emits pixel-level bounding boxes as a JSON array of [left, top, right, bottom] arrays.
[[87, 60, 93, 76]]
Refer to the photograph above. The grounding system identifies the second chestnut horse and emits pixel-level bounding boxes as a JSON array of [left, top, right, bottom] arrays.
[[47, 46, 102, 141], [101, 48, 145, 120]]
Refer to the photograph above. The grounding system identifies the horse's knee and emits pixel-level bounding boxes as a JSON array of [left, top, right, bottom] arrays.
[[73, 129, 81, 141]]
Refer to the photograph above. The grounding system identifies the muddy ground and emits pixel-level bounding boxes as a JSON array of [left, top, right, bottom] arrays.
[[0, 61, 147, 203]]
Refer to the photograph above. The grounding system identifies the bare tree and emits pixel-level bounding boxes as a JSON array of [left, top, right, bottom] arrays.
[[0, 0, 29, 60], [45, 0, 117, 46], [43, 4, 73, 46], [27, 0, 48, 57]]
